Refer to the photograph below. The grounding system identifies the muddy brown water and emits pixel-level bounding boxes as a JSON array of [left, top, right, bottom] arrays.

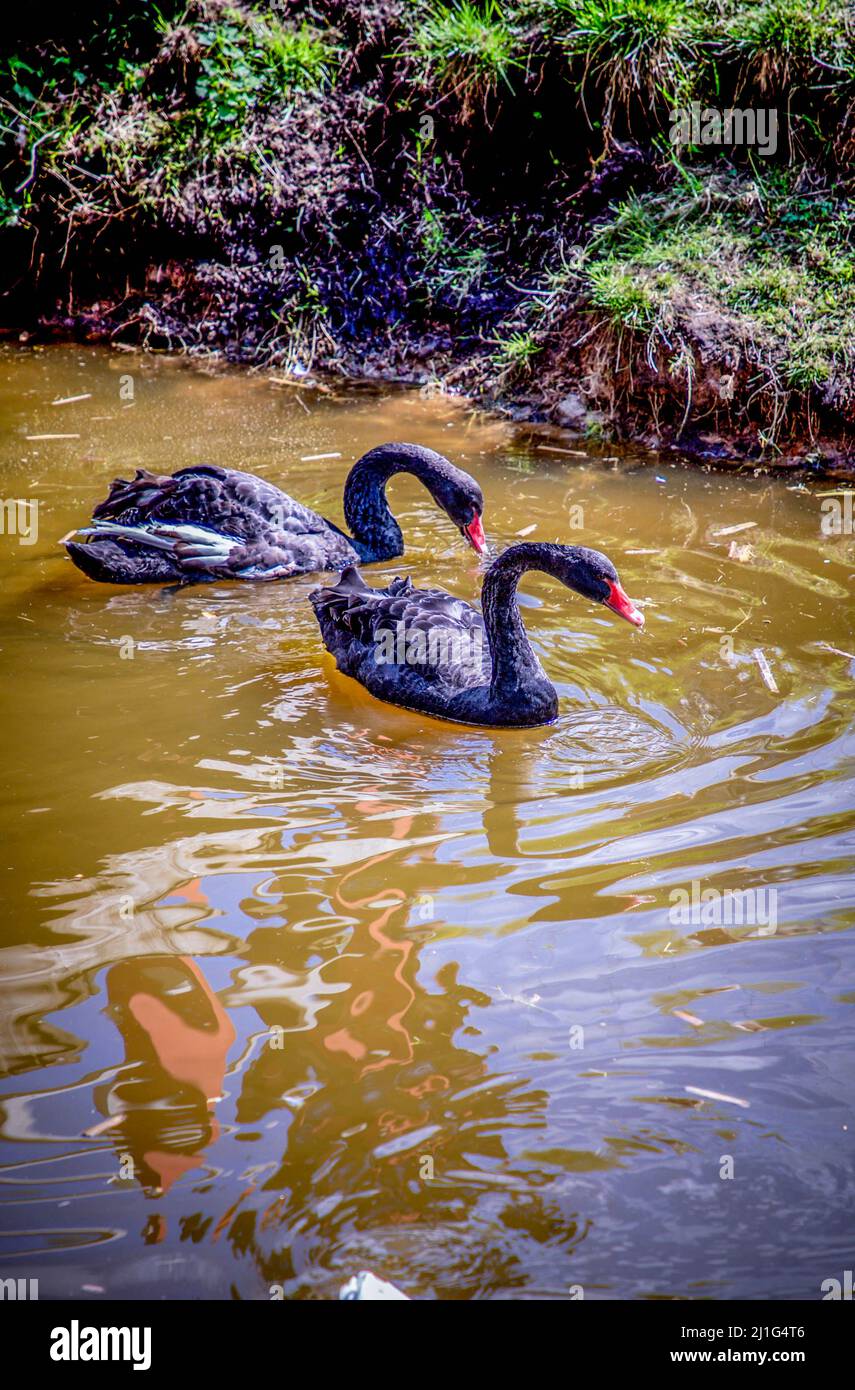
[[0, 345, 853, 1300]]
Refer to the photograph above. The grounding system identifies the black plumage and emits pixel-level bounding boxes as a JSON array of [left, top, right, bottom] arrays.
[[310, 543, 644, 728], [64, 444, 486, 584]]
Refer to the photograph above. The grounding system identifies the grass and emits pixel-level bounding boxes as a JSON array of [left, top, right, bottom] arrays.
[[529, 0, 854, 139], [420, 206, 492, 306], [491, 328, 541, 376], [586, 261, 659, 329], [549, 0, 702, 128], [577, 163, 855, 429], [723, 0, 853, 68], [8, 6, 340, 217], [405, 0, 522, 112]]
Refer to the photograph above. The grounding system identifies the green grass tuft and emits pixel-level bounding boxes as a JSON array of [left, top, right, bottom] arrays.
[[406, 0, 522, 108], [491, 328, 542, 375], [190, 11, 338, 141], [554, 0, 702, 123], [724, 0, 852, 65], [586, 261, 658, 329]]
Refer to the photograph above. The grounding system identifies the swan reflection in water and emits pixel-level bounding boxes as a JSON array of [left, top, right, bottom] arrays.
[[0, 739, 598, 1294]]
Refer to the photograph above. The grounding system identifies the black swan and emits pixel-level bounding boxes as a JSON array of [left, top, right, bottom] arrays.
[[310, 542, 644, 728], [63, 442, 487, 584]]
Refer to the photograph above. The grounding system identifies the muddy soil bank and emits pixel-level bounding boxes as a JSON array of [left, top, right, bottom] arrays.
[[3, 2, 854, 474]]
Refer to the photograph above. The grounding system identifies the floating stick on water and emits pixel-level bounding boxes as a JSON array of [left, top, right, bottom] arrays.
[[753, 647, 779, 693]]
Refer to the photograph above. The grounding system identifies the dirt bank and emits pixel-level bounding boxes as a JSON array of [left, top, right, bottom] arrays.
[[2, 1, 854, 472]]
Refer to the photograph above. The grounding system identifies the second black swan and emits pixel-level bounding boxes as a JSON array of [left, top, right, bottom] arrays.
[[64, 442, 487, 584], [310, 541, 644, 728]]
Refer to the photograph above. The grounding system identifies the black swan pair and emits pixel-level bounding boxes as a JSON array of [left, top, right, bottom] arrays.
[[66, 442, 643, 727]]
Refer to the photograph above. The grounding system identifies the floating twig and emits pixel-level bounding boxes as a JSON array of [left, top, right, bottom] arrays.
[[685, 1086, 749, 1108], [753, 647, 779, 693], [713, 521, 758, 537], [83, 1114, 124, 1138]]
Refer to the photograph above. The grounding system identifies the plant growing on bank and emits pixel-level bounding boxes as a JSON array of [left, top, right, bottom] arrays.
[[491, 329, 541, 377], [420, 206, 493, 307], [6, 5, 341, 218], [586, 261, 658, 330], [404, 0, 522, 114], [550, 0, 703, 132], [193, 9, 338, 137], [722, 0, 854, 81]]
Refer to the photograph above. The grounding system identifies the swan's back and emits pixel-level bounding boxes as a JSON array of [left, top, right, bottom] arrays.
[[94, 465, 331, 540], [310, 568, 491, 697]]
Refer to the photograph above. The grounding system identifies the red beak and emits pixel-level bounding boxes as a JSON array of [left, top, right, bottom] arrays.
[[464, 512, 487, 555], [605, 580, 644, 628]]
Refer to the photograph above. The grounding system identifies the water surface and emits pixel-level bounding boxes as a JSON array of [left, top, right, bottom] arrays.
[[1, 346, 853, 1299]]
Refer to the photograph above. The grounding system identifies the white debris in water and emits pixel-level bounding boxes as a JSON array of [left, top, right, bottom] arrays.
[[685, 1086, 750, 1109], [753, 647, 779, 694], [339, 1271, 410, 1300], [712, 521, 758, 537]]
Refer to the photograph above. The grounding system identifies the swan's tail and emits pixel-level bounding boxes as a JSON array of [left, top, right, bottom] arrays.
[[64, 520, 239, 583], [64, 538, 181, 585], [92, 468, 176, 520]]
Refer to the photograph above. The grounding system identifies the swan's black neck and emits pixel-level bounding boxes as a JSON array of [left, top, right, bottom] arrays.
[[342, 443, 458, 562], [481, 543, 598, 716]]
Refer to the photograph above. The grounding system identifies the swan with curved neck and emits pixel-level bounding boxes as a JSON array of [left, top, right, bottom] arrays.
[[64, 442, 487, 584], [310, 541, 644, 728]]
